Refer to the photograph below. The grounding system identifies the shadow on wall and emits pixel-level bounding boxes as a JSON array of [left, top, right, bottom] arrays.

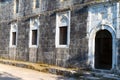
[[0, 72, 22, 80]]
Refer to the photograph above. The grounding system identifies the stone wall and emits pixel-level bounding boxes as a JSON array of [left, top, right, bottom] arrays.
[[0, 0, 114, 69], [0, 22, 10, 58]]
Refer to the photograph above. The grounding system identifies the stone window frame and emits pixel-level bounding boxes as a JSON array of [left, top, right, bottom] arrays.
[[33, 0, 40, 9], [29, 17, 40, 48], [55, 11, 71, 48], [14, 0, 19, 14], [10, 23, 18, 47]]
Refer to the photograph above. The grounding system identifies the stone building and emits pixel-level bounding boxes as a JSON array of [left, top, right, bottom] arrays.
[[0, 0, 120, 71]]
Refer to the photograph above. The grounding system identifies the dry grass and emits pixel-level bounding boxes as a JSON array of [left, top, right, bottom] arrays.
[[0, 58, 77, 75]]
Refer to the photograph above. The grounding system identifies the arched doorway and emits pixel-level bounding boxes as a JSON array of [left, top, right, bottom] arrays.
[[95, 30, 112, 70]]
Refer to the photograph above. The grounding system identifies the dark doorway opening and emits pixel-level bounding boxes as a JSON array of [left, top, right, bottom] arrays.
[[95, 30, 112, 70]]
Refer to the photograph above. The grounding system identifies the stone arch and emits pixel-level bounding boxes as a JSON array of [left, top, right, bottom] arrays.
[[95, 30, 112, 70], [30, 18, 40, 28], [59, 15, 69, 26], [88, 25, 117, 70]]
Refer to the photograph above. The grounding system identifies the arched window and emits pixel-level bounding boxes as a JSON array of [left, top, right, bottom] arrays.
[[29, 18, 40, 47], [10, 23, 18, 47], [34, 0, 40, 8], [56, 11, 70, 48], [15, 0, 19, 13]]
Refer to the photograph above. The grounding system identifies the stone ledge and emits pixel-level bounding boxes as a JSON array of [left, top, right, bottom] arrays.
[[0, 59, 78, 77], [0, 59, 120, 79]]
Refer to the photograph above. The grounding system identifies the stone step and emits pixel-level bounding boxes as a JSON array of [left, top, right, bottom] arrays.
[[85, 71, 120, 80], [102, 74, 120, 80], [85, 76, 100, 80]]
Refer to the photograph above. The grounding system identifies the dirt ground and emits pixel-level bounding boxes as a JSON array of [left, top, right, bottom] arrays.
[[0, 63, 75, 80]]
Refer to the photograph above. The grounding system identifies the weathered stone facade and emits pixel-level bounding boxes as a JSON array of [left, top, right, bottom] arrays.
[[0, 0, 120, 71], [88, 2, 119, 70]]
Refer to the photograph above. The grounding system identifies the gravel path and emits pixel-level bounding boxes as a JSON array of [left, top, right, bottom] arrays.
[[0, 64, 75, 80]]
